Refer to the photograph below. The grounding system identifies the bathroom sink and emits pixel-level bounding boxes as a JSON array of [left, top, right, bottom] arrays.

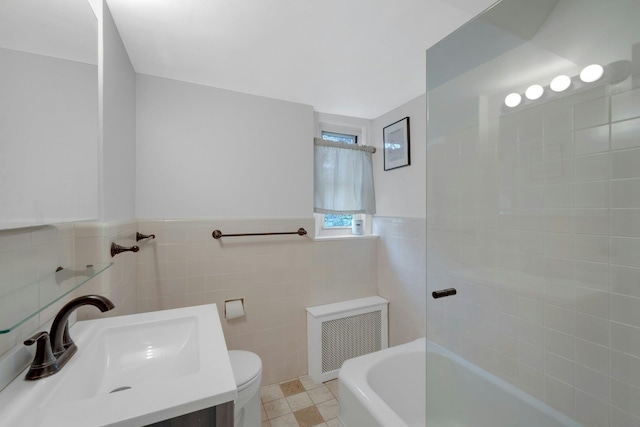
[[0, 304, 237, 427]]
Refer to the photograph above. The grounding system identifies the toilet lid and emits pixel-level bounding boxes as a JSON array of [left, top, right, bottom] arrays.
[[229, 350, 262, 388]]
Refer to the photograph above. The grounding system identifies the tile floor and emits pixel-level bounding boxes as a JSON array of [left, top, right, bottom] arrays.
[[260, 375, 339, 427]]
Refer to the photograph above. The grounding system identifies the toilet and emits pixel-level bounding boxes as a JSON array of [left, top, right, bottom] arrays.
[[228, 350, 262, 427]]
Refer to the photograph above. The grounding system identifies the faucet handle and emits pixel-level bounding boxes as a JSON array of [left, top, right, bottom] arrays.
[[24, 331, 59, 380]]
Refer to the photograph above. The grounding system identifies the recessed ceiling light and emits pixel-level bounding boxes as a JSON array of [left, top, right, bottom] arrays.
[[504, 93, 522, 107], [525, 84, 544, 100], [550, 75, 571, 92], [580, 64, 604, 83]]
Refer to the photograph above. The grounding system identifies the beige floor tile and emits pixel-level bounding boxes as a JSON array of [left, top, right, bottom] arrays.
[[325, 380, 339, 398], [270, 413, 300, 427], [286, 391, 314, 412], [316, 399, 339, 421], [261, 404, 268, 421], [261, 384, 285, 403], [262, 421, 272, 427], [264, 397, 292, 419], [307, 385, 334, 404], [280, 379, 306, 397], [299, 375, 323, 391], [293, 406, 325, 427], [325, 418, 338, 427]]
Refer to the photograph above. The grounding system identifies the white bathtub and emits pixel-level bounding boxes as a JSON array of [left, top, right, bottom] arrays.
[[338, 338, 584, 427]]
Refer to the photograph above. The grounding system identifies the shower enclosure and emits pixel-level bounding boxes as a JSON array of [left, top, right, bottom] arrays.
[[426, 0, 640, 425]]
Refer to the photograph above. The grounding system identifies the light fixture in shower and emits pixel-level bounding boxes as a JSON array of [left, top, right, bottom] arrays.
[[525, 84, 544, 100], [504, 63, 605, 107], [504, 92, 522, 108], [550, 75, 571, 92], [580, 64, 604, 83]]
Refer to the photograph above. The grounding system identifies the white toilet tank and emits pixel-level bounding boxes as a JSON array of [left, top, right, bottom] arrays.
[[228, 350, 262, 427]]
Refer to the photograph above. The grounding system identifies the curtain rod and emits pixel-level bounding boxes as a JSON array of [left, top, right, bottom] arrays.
[[314, 137, 376, 153]]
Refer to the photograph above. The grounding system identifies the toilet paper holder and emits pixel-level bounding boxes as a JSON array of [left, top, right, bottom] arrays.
[[224, 298, 245, 320]]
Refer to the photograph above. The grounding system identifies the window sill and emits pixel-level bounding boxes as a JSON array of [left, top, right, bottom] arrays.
[[312, 234, 379, 242]]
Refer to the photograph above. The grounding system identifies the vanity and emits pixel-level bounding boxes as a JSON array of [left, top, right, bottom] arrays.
[[0, 304, 237, 426]]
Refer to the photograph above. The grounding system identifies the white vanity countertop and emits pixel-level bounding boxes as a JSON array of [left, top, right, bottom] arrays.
[[0, 304, 237, 427]]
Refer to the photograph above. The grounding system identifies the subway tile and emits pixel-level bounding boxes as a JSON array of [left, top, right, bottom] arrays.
[[611, 209, 640, 237], [574, 261, 609, 291], [574, 234, 609, 263], [611, 350, 640, 389], [612, 148, 640, 179], [611, 117, 640, 150], [574, 125, 610, 156], [544, 184, 573, 208], [611, 87, 640, 122], [575, 338, 609, 375], [518, 114, 544, 142], [611, 294, 640, 329], [545, 304, 574, 334], [613, 179, 640, 208], [519, 319, 545, 347], [575, 287, 609, 319], [574, 181, 610, 208], [543, 159, 573, 184], [575, 313, 609, 347], [545, 328, 574, 359], [611, 322, 640, 358], [574, 390, 610, 427], [611, 265, 640, 298], [574, 153, 610, 182], [518, 364, 545, 402], [544, 209, 574, 233], [545, 351, 573, 385], [519, 341, 544, 371], [543, 232, 573, 259], [611, 406, 640, 427], [611, 378, 640, 418], [611, 237, 640, 267], [574, 97, 609, 130], [575, 363, 610, 402], [544, 375, 574, 414], [544, 108, 573, 136], [544, 132, 573, 161], [575, 209, 610, 235]]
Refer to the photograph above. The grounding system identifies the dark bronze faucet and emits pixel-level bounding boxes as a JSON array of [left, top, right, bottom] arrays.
[[23, 295, 115, 380]]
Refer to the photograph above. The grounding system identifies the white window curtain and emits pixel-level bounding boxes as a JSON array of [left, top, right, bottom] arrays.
[[314, 137, 376, 215]]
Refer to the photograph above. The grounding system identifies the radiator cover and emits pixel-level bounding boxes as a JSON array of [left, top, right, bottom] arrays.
[[306, 296, 389, 383]]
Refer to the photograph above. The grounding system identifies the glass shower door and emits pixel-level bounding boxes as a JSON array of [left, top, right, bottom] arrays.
[[426, 0, 640, 425]]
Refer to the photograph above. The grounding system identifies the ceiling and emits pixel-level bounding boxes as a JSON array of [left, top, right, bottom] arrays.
[[0, 0, 97, 65], [105, 0, 497, 119]]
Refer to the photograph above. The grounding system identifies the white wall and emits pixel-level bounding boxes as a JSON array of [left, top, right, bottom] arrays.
[[135, 74, 314, 219], [0, 47, 98, 229], [371, 95, 427, 346], [372, 94, 426, 218], [101, 1, 136, 221]]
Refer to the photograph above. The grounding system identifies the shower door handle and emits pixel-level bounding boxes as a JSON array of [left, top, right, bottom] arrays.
[[432, 288, 457, 299]]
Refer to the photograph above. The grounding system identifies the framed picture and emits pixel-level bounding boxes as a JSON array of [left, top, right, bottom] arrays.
[[383, 117, 410, 171]]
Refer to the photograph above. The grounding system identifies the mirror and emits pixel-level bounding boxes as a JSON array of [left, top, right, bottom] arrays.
[[0, 0, 99, 230]]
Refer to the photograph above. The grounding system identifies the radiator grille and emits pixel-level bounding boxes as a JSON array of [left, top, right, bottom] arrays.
[[321, 311, 382, 373]]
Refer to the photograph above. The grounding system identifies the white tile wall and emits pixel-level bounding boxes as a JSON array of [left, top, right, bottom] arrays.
[[427, 82, 640, 426], [136, 218, 378, 385], [373, 217, 426, 346]]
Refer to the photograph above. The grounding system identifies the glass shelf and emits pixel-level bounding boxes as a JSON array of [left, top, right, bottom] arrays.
[[0, 263, 113, 334]]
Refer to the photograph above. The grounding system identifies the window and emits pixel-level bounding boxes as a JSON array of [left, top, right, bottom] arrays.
[[320, 131, 358, 228], [321, 131, 358, 145]]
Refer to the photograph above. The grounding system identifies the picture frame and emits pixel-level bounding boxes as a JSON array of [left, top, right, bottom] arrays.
[[383, 117, 410, 171]]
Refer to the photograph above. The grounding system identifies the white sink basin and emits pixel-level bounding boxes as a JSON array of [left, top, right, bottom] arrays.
[[0, 304, 237, 427]]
